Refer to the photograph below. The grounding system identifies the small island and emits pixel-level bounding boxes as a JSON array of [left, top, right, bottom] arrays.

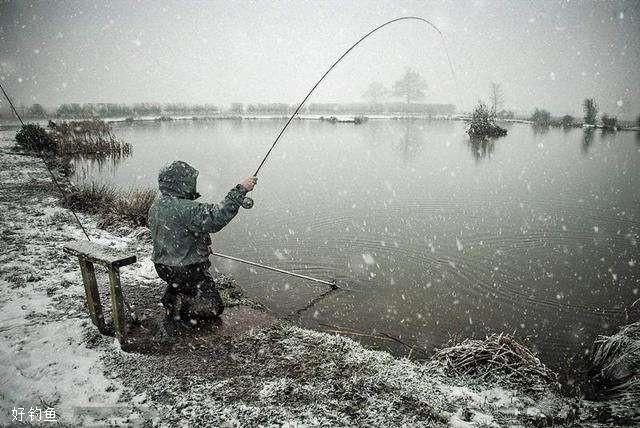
[[467, 101, 508, 138]]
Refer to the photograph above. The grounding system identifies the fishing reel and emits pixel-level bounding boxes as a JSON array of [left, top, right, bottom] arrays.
[[242, 196, 254, 209]]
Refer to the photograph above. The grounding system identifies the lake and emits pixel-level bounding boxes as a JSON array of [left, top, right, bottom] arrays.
[[37, 119, 640, 373]]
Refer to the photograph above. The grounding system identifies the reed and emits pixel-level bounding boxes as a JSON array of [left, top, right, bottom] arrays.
[[48, 119, 131, 156], [588, 322, 640, 407], [64, 182, 156, 228]]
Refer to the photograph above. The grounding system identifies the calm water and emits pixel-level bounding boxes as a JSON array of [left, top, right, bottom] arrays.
[[70, 120, 640, 371]]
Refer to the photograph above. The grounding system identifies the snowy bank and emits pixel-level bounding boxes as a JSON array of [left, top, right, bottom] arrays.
[[0, 138, 637, 426]]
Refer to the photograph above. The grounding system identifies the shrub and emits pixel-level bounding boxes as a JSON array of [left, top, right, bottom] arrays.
[[560, 115, 575, 128], [467, 101, 507, 137], [601, 114, 618, 130], [15, 124, 56, 152], [531, 108, 551, 126]]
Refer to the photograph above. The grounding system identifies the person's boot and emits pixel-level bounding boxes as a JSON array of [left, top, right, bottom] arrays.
[[189, 288, 224, 321], [157, 312, 178, 344], [158, 290, 179, 344]]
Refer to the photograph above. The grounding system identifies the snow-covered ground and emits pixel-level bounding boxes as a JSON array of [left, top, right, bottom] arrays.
[[0, 136, 630, 426]]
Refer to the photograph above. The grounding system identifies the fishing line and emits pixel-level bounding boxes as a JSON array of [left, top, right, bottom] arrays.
[[251, 16, 459, 178], [0, 81, 91, 240]]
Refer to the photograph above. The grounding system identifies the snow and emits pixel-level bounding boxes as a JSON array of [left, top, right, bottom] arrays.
[[0, 152, 129, 423], [0, 140, 626, 426]]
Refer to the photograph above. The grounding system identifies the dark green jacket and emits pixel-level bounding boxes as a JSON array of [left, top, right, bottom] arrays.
[[148, 161, 246, 266]]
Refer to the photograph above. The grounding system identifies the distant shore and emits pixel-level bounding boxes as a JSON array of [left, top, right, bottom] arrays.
[[2, 114, 639, 132]]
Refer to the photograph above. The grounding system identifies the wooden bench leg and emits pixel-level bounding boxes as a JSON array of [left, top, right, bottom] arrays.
[[107, 266, 127, 347], [78, 258, 107, 333]]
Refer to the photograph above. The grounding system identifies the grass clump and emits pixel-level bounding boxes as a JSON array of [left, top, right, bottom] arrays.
[[433, 333, 557, 391], [64, 182, 156, 228], [15, 124, 56, 152], [48, 119, 131, 156], [588, 322, 640, 406]]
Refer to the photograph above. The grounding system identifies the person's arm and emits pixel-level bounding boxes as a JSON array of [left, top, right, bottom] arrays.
[[190, 177, 256, 234]]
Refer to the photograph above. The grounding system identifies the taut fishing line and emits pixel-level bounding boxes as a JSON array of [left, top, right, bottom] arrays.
[[0, 81, 92, 240]]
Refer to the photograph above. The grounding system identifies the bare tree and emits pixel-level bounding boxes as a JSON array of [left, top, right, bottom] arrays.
[[490, 83, 504, 115], [393, 68, 428, 104], [363, 82, 388, 104]]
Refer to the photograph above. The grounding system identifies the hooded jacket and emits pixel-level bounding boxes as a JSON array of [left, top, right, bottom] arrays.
[[148, 161, 247, 266]]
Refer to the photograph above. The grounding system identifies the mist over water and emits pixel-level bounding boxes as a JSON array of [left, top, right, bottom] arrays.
[[70, 119, 640, 372]]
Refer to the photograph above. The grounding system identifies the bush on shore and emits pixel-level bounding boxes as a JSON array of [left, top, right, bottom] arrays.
[[14, 119, 131, 157], [64, 182, 156, 228], [15, 124, 57, 152]]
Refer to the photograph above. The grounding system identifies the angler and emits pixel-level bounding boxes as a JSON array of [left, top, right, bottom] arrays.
[[148, 160, 257, 338]]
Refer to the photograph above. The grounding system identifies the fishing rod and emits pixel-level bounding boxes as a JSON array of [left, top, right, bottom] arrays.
[[211, 251, 338, 289], [241, 16, 457, 209], [0, 81, 92, 240]]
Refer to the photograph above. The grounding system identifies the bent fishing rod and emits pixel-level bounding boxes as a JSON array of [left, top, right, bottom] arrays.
[[216, 16, 458, 286], [239, 16, 457, 210]]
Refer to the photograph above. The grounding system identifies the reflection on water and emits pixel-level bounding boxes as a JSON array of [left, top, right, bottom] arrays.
[[467, 136, 496, 161], [582, 128, 595, 154], [394, 121, 428, 161], [71, 152, 127, 182], [532, 124, 550, 135], [69, 120, 640, 373]]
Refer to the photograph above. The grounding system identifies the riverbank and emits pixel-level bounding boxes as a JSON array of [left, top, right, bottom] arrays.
[[4, 115, 639, 135], [0, 139, 636, 426]]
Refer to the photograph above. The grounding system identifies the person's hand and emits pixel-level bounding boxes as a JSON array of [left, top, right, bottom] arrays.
[[240, 176, 257, 192]]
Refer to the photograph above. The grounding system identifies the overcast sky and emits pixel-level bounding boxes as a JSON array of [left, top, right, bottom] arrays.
[[1, 0, 638, 118]]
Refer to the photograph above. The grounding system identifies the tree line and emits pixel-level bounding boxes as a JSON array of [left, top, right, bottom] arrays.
[[16, 103, 222, 119], [530, 98, 635, 130]]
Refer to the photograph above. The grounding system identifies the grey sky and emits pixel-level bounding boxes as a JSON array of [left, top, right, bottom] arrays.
[[1, 0, 638, 118]]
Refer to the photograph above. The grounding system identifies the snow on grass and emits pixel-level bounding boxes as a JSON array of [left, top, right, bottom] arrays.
[[0, 144, 610, 426], [0, 147, 131, 424]]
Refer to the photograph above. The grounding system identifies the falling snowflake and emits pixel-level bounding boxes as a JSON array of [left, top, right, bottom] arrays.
[[362, 253, 375, 265]]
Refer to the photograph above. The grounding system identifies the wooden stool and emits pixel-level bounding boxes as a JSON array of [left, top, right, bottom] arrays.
[[63, 240, 136, 347]]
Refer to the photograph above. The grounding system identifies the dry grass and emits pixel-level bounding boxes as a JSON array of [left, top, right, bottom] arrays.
[[49, 119, 131, 156], [589, 322, 640, 407], [64, 182, 156, 228], [433, 333, 557, 390]]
